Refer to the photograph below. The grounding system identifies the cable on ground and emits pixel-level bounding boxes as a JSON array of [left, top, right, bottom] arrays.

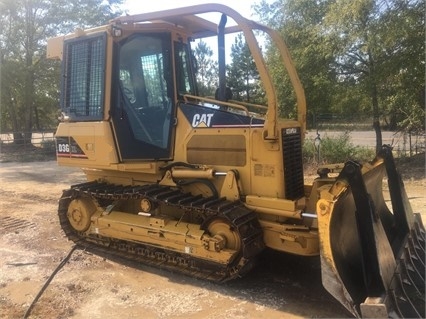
[[23, 245, 79, 319]]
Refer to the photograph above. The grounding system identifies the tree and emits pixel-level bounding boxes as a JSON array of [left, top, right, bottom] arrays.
[[192, 40, 218, 97], [324, 0, 424, 152], [325, 0, 385, 152], [378, 0, 425, 135], [227, 33, 263, 104], [256, 0, 424, 150], [254, 0, 336, 122], [0, 0, 123, 143]]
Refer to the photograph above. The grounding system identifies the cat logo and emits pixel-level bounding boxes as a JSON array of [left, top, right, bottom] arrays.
[[192, 113, 214, 127]]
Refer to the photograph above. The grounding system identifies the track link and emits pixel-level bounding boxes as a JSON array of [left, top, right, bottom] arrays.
[[58, 181, 264, 282]]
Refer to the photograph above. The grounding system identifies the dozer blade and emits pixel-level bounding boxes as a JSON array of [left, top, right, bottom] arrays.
[[316, 145, 425, 318]]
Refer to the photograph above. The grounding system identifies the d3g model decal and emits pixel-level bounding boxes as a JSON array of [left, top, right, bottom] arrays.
[[56, 137, 88, 159]]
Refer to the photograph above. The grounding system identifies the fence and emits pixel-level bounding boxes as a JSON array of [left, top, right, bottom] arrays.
[[0, 131, 55, 144], [0, 131, 56, 161], [306, 130, 425, 157]]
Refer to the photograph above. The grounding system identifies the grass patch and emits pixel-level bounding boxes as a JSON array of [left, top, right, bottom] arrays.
[[303, 132, 376, 164]]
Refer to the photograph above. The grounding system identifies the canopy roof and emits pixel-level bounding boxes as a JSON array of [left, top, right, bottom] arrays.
[[111, 3, 256, 38]]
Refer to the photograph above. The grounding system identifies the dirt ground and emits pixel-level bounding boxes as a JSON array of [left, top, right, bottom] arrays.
[[0, 159, 424, 319]]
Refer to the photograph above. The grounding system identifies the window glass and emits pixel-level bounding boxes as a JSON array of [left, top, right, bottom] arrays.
[[175, 42, 196, 96], [119, 35, 172, 149]]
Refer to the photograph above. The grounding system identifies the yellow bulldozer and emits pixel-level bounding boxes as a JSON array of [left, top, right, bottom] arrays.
[[47, 4, 424, 317]]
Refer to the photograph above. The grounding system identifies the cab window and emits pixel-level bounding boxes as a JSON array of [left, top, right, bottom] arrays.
[[118, 35, 173, 149], [174, 41, 197, 97]]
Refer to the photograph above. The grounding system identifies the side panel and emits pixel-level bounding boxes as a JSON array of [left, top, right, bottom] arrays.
[[187, 134, 246, 166], [175, 102, 304, 200], [249, 128, 284, 198], [55, 122, 119, 167]]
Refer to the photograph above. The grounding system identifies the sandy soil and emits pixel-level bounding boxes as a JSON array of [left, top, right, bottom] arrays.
[[0, 161, 424, 319]]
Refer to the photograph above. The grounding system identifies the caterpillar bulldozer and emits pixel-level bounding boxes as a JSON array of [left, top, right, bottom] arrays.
[[47, 4, 425, 318]]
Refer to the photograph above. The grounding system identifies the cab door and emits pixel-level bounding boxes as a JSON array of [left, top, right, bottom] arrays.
[[111, 33, 174, 160]]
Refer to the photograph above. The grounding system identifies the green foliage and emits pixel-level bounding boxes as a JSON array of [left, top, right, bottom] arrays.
[[193, 40, 218, 97], [303, 132, 376, 164], [254, 0, 424, 140], [325, 0, 425, 143], [255, 0, 336, 120], [0, 0, 124, 137], [379, 0, 425, 133], [227, 34, 264, 104]]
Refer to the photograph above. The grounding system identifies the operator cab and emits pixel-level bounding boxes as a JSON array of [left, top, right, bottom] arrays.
[[59, 25, 198, 161]]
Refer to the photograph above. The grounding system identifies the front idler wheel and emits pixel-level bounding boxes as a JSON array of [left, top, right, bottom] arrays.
[[67, 197, 97, 232]]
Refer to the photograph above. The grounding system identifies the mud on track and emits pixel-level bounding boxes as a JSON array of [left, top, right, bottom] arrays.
[[0, 161, 424, 319]]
